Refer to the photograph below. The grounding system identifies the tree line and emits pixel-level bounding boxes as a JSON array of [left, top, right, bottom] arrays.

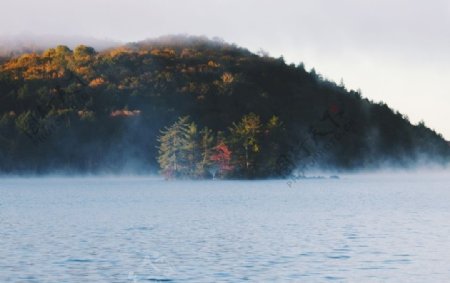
[[157, 113, 285, 179]]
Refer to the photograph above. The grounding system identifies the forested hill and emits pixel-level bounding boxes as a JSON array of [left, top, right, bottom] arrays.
[[0, 35, 448, 177]]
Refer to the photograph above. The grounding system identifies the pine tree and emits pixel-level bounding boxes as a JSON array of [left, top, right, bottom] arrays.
[[198, 127, 214, 177], [257, 115, 286, 176], [183, 121, 200, 178], [157, 116, 191, 178], [229, 113, 262, 176]]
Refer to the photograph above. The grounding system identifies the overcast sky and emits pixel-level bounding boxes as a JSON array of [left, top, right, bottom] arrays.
[[1, 0, 450, 139]]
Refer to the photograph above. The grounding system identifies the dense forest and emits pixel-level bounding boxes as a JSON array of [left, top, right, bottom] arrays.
[[0, 35, 448, 177]]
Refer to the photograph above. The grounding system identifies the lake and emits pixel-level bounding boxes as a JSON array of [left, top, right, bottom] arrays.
[[1, 174, 450, 282]]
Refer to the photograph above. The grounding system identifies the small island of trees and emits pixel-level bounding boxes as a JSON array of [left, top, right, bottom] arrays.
[[157, 113, 285, 179]]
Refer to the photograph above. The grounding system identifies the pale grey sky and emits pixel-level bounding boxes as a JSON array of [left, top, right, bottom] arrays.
[[1, 0, 449, 139]]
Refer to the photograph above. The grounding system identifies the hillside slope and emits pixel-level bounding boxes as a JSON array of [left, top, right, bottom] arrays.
[[0, 35, 448, 176]]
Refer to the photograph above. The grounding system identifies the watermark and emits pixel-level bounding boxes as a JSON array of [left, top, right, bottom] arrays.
[[128, 252, 176, 282], [282, 104, 355, 187]]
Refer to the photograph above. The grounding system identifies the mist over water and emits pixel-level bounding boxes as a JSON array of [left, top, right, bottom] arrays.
[[1, 173, 450, 282]]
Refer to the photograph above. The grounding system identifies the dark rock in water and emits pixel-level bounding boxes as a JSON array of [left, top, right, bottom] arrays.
[[329, 175, 340, 179]]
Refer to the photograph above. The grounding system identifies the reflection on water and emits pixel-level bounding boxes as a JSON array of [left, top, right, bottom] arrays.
[[1, 175, 450, 282]]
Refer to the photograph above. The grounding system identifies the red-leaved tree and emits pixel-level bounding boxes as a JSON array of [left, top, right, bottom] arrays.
[[209, 142, 233, 178]]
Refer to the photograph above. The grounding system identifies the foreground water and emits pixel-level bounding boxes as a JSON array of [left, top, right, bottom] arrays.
[[1, 174, 450, 282]]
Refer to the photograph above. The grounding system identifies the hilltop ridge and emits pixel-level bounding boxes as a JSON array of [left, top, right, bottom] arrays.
[[0, 35, 448, 176]]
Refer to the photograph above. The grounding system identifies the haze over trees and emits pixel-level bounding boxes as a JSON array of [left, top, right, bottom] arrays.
[[0, 34, 118, 63], [0, 35, 448, 176]]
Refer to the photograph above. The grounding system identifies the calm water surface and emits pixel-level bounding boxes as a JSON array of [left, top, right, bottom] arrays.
[[1, 175, 450, 282]]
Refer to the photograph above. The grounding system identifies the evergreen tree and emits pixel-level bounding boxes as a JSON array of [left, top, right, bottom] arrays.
[[256, 115, 285, 176], [157, 116, 191, 178], [229, 113, 262, 176], [198, 127, 214, 177], [183, 121, 200, 178]]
